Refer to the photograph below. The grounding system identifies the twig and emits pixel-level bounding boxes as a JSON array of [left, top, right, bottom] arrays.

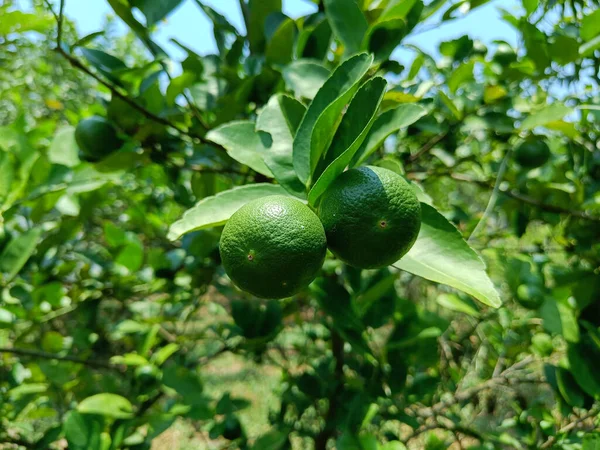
[[0, 346, 119, 370], [540, 405, 600, 449], [409, 132, 448, 162], [43, 0, 225, 150], [412, 171, 600, 222], [468, 149, 511, 242]]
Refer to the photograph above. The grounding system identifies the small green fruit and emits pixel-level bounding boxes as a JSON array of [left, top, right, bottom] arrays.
[[75, 116, 124, 162], [514, 138, 551, 168], [318, 166, 421, 269], [219, 196, 327, 299]]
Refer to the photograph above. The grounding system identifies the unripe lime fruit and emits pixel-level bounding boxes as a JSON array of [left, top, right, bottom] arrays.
[[219, 196, 327, 299], [514, 138, 550, 168], [318, 166, 421, 269], [516, 284, 545, 309], [75, 116, 124, 162]]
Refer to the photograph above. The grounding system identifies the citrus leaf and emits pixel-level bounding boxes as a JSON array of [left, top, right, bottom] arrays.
[[351, 104, 427, 167], [568, 343, 600, 397], [48, 127, 80, 168], [540, 298, 579, 343], [257, 95, 307, 198], [77, 393, 134, 419], [324, 0, 369, 54], [308, 77, 388, 205], [206, 121, 273, 177], [581, 9, 600, 42], [580, 35, 600, 57], [520, 103, 572, 130], [0, 228, 42, 282], [293, 53, 373, 185], [283, 60, 330, 100], [556, 367, 585, 408], [266, 18, 295, 65], [168, 184, 290, 240], [394, 203, 501, 308], [130, 0, 183, 26], [247, 0, 282, 53], [436, 293, 480, 317]]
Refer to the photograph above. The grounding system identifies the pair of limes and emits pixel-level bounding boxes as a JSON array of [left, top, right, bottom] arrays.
[[219, 166, 422, 299]]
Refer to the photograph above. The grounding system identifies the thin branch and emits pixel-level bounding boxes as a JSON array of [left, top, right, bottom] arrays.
[[540, 405, 600, 449], [43, 0, 225, 150], [409, 132, 448, 163], [468, 149, 511, 242], [412, 171, 600, 222], [57, 0, 65, 47], [0, 346, 119, 370]]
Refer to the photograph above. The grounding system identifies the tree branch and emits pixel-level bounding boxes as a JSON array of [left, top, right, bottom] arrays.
[[409, 132, 448, 163], [0, 346, 120, 370], [540, 405, 600, 449], [411, 171, 600, 222], [43, 0, 224, 150]]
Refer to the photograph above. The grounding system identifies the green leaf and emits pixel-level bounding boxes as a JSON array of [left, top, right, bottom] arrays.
[[195, 1, 240, 56], [293, 53, 373, 185], [296, 16, 332, 61], [568, 343, 600, 397], [308, 77, 388, 205], [556, 367, 585, 408], [583, 435, 600, 450], [168, 184, 290, 240], [266, 18, 296, 65], [380, 0, 419, 21], [283, 60, 330, 100], [0, 228, 42, 282], [394, 204, 501, 308], [0, 152, 15, 204], [540, 298, 579, 343], [438, 91, 462, 119], [163, 365, 205, 405], [0, 10, 54, 35], [107, 0, 165, 56], [110, 353, 149, 366], [206, 121, 273, 176], [380, 442, 407, 450], [63, 411, 103, 450], [522, 0, 538, 16], [151, 343, 180, 366], [436, 293, 480, 317], [520, 103, 573, 130], [257, 95, 307, 198], [550, 35, 580, 65], [324, 0, 369, 54], [351, 104, 428, 167], [581, 9, 600, 41], [78, 393, 134, 419], [131, 0, 183, 26], [448, 61, 474, 93], [115, 239, 144, 273], [580, 35, 600, 57], [247, 0, 282, 53], [48, 127, 80, 168]]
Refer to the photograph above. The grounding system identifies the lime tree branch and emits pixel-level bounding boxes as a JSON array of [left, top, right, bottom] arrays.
[[540, 405, 600, 449], [42, 0, 222, 149], [410, 171, 600, 223], [0, 346, 120, 370]]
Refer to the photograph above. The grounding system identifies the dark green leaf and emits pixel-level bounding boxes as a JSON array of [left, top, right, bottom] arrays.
[[131, 0, 183, 26], [324, 0, 369, 54], [351, 104, 428, 167], [293, 53, 373, 185], [308, 77, 388, 204], [78, 393, 134, 419], [0, 228, 42, 282]]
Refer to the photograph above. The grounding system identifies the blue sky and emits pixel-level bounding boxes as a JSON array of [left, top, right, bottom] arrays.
[[62, 0, 522, 66]]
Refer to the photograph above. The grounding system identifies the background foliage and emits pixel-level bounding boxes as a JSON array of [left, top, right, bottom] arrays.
[[1, 0, 600, 449]]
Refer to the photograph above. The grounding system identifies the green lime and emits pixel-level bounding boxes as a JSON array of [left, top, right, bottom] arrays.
[[75, 116, 124, 162], [219, 196, 327, 299], [514, 138, 550, 168], [318, 166, 421, 269], [516, 284, 545, 309]]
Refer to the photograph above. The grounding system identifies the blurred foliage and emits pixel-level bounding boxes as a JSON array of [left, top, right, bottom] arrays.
[[1, 0, 600, 449]]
